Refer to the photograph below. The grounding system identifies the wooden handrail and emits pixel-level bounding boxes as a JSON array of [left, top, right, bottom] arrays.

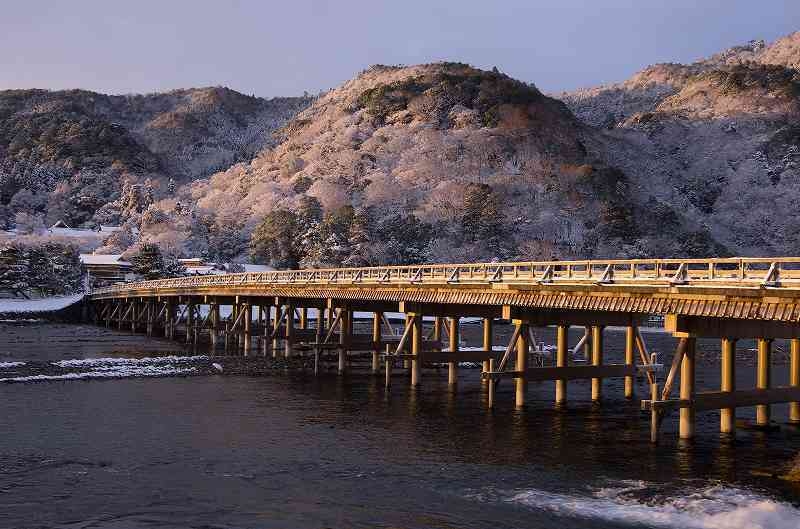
[[91, 256, 800, 295]]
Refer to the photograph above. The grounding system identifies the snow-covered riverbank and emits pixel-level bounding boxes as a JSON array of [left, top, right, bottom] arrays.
[[0, 293, 84, 317]]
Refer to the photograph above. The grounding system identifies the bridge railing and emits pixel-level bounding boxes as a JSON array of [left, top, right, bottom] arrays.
[[91, 257, 800, 295]]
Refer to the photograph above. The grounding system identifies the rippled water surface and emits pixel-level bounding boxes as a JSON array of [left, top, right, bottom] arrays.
[[1, 321, 799, 529]]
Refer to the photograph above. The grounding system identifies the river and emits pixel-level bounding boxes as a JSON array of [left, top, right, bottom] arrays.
[[1, 320, 799, 528]]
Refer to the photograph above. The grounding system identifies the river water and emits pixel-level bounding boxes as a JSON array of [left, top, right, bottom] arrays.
[[1, 320, 799, 529]]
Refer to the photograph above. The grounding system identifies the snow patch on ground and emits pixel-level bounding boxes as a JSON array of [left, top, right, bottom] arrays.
[[468, 481, 800, 529], [0, 293, 84, 314], [53, 355, 207, 368], [0, 361, 25, 369], [0, 355, 207, 383]]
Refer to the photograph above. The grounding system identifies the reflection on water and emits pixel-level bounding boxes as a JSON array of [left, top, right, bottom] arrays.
[[0, 321, 799, 529]]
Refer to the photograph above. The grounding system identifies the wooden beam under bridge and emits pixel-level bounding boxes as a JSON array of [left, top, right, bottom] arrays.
[[665, 314, 800, 339], [503, 307, 645, 327]]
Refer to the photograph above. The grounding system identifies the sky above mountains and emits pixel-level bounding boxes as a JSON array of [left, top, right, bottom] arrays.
[[2, 0, 798, 97]]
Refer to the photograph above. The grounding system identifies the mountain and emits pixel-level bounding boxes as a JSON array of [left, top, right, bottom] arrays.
[[559, 31, 800, 256], [4, 31, 800, 266], [0, 87, 311, 229], [169, 63, 717, 266]]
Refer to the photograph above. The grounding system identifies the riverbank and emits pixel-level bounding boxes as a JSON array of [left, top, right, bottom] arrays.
[[0, 293, 85, 320]]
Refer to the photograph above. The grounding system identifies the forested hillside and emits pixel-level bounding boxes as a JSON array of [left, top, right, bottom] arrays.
[[3, 31, 800, 267], [0, 87, 311, 230]]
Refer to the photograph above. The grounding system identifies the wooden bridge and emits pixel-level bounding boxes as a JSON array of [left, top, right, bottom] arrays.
[[89, 257, 800, 442]]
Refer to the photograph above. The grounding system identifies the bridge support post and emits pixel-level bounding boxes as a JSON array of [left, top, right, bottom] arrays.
[[721, 338, 737, 434], [166, 301, 174, 339], [186, 300, 195, 344], [130, 300, 137, 333], [243, 302, 252, 354], [146, 301, 153, 337], [448, 317, 459, 387], [792, 338, 800, 423], [624, 326, 635, 399], [482, 318, 493, 379], [433, 317, 442, 349], [118, 300, 124, 330], [583, 326, 592, 361], [756, 338, 772, 426], [338, 309, 351, 374], [411, 313, 423, 387], [284, 303, 295, 357], [299, 307, 307, 330], [372, 311, 382, 374], [679, 337, 696, 440], [591, 325, 604, 402], [555, 324, 568, 405], [271, 304, 279, 355], [211, 302, 219, 349], [515, 320, 528, 408]]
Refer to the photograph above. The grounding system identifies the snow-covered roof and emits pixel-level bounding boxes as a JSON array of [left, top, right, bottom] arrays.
[[80, 254, 131, 266], [242, 264, 275, 272], [49, 227, 103, 238]]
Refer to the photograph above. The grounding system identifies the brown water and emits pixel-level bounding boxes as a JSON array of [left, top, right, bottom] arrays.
[[1, 321, 799, 529]]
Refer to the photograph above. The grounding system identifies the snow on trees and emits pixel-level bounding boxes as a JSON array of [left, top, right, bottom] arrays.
[[129, 243, 186, 280], [0, 241, 82, 298]]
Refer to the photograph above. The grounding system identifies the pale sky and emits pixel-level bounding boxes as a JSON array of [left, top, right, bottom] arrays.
[[1, 0, 798, 97]]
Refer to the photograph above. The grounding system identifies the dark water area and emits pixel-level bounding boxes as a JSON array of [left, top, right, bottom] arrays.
[[1, 321, 800, 528]]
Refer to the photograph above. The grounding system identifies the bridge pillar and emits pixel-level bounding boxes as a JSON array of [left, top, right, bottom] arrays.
[[271, 304, 279, 355], [679, 337, 696, 440], [482, 318, 493, 378], [720, 337, 737, 434], [514, 320, 529, 408], [433, 317, 442, 349], [165, 301, 174, 339], [118, 300, 124, 330], [756, 338, 772, 426], [583, 326, 592, 361], [211, 302, 219, 349], [591, 325, 604, 402], [300, 307, 308, 330], [448, 317, 459, 387], [338, 309, 351, 374], [284, 303, 295, 357], [372, 311, 382, 374], [186, 300, 195, 344], [411, 313, 423, 386], [555, 324, 568, 405], [146, 301, 154, 337], [624, 326, 636, 398], [243, 302, 252, 354], [130, 300, 137, 333], [403, 314, 412, 370], [791, 339, 800, 424]]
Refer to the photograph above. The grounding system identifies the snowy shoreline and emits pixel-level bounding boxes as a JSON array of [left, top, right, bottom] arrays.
[[0, 293, 85, 315]]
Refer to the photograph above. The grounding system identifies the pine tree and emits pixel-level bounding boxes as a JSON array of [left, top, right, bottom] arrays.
[[131, 243, 166, 280], [162, 253, 187, 278], [249, 209, 300, 268], [0, 243, 30, 297], [343, 207, 373, 267]]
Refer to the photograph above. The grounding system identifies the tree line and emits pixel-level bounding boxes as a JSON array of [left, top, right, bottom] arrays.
[[0, 241, 83, 298]]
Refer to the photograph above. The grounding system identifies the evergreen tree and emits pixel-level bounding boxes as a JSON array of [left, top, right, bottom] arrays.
[[296, 196, 323, 266], [343, 207, 373, 267], [461, 182, 507, 257], [316, 205, 354, 267], [130, 243, 166, 280], [0, 243, 29, 297], [249, 209, 300, 268], [25, 245, 51, 295], [162, 253, 188, 278]]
